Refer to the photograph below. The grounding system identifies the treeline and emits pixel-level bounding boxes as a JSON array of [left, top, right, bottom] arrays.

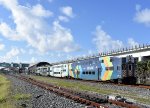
[[136, 60, 150, 84]]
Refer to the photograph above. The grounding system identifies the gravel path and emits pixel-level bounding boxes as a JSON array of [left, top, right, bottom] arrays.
[[56, 77, 150, 96], [7, 75, 86, 108], [29, 75, 150, 107], [31, 75, 150, 98]]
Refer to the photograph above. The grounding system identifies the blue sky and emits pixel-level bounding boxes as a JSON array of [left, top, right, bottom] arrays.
[[0, 0, 150, 63]]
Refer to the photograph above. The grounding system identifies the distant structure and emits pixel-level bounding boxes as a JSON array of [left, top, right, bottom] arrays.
[[11, 63, 19, 68], [0, 62, 29, 72], [52, 44, 150, 65], [28, 62, 51, 74], [0, 62, 11, 68]]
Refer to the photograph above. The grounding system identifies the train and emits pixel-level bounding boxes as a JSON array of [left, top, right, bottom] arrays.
[[34, 55, 137, 84]]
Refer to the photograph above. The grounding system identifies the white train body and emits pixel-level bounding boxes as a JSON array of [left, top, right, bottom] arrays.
[[36, 67, 41, 75], [49, 67, 53, 76], [51, 64, 68, 77], [61, 64, 68, 77], [36, 66, 49, 76]]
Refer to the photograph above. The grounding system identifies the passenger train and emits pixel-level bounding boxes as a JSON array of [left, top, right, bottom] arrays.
[[35, 55, 137, 84]]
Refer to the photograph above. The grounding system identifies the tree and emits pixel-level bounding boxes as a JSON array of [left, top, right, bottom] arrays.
[[136, 61, 148, 84], [147, 60, 150, 78]]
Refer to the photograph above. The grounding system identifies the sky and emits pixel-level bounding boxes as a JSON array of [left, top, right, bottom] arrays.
[[0, 0, 150, 63]]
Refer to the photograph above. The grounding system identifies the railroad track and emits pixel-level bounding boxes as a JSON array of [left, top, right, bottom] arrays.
[[10, 74, 141, 108]]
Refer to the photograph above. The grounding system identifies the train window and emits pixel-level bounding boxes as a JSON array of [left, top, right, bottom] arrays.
[[106, 67, 108, 70], [110, 67, 114, 70], [122, 64, 126, 70], [89, 71, 91, 74], [92, 71, 95, 75], [122, 58, 126, 63], [129, 65, 132, 71], [134, 58, 138, 63], [106, 67, 114, 70], [86, 71, 88, 74], [54, 72, 60, 74], [117, 66, 121, 71], [83, 71, 85, 74], [110, 58, 113, 62]]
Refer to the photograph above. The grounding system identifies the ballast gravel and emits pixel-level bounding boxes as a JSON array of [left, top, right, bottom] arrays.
[[35, 76, 150, 108], [7, 75, 86, 108]]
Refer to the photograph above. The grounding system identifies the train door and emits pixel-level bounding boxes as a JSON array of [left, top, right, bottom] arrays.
[[127, 63, 135, 77], [121, 63, 136, 84], [98, 68, 101, 80], [122, 64, 127, 77], [122, 63, 135, 77]]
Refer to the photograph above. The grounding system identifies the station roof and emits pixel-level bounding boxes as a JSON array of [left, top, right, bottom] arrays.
[[36, 62, 51, 67]]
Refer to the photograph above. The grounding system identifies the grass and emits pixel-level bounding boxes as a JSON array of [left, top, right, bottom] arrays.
[[0, 75, 10, 102], [13, 94, 31, 100], [30, 75, 150, 105], [0, 74, 15, 108], [30, 76, 120, 95]]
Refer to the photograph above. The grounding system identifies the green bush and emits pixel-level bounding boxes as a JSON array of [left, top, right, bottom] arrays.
[[136, 60, 150, 84]]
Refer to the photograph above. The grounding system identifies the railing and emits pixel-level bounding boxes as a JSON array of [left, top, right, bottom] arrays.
[[51, 44, 150, 65]]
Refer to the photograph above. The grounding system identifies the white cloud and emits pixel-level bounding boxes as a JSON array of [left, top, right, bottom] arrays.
[[58, 16, 69, 22], [15, 56, 19, 63], [135, 4, 141, 11], [0, 47, 21, 62], [48, 0, 53, 3], [48, 21, 80, 52], [38, 0, 53, 3], [29, 49, 34, 55], [49, 53, 54, 57], [0, 22, 19, 40], [93, 26, 139, 52], [0, 43, 5, 50], [30, 57, 37, 63], [87, 50, 94, 55], [20, 48, 26, 54], [134, 5, 150, 26], [128, 38, 139, 47], [66, 54, 73, 60], [31, 4, 53, 17], [0, 0, 79, 53], [60, 6, 74, 18], [93, 26, 123, 52]]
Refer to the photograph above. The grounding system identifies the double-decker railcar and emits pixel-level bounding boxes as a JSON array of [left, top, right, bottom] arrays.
[[100, 56, 122, 81], [68, 55, 136, 84], [51, 64, 68, 77], [36, 66, 49, 76], [68, 57, 101, 80], [68, 56, 122, 81]]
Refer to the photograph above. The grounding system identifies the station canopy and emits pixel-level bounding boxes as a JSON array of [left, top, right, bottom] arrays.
[[36, 62, 51, 67]]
